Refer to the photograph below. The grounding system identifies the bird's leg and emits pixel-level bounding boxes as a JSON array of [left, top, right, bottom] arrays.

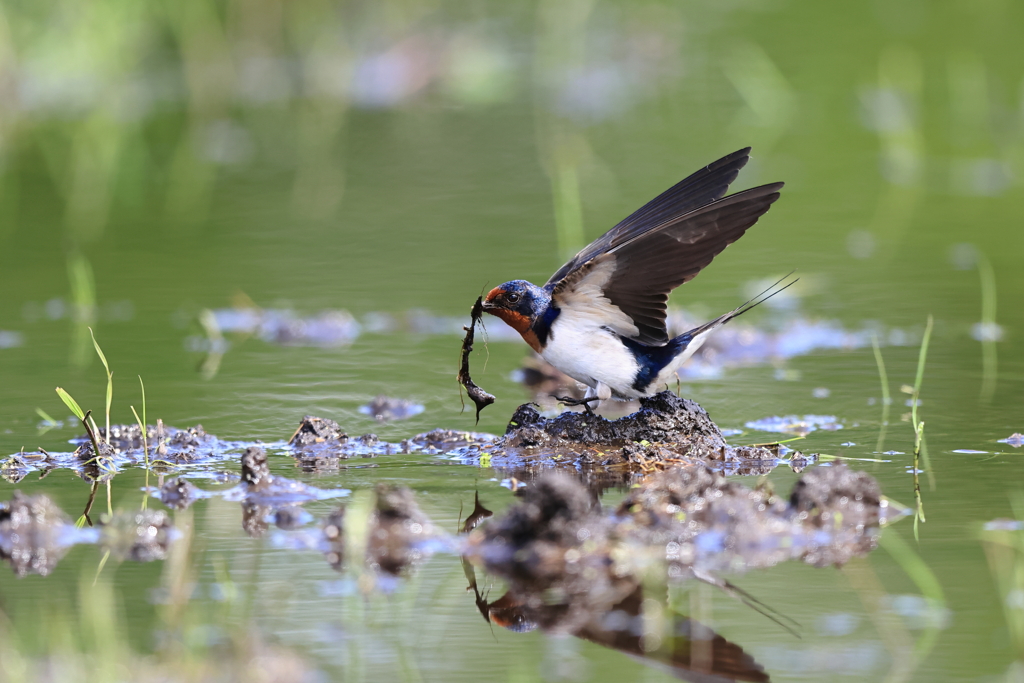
[[551, 394, 601, 415], [553, 383, 607, 415]]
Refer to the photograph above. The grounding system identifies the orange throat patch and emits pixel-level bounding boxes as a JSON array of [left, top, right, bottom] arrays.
[[488, 309, 542, 352]]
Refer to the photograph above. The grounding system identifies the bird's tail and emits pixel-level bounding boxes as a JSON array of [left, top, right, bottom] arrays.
[[685, 271, 799, 339]]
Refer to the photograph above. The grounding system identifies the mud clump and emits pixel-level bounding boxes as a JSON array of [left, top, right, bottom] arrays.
[[411, 429, 494, 453], [289, 416, 347, 446], [487, 391, 788, 470], [368, 485, 436, 576], [505, 392, 722, 448], [0, 492, 71, 577], [73, 438, 117, 461], [286, 416, 405, 469], [241, 446, 272, 490]]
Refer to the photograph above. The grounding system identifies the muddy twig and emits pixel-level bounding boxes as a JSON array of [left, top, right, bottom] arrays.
[[457, 297, 495, 424]]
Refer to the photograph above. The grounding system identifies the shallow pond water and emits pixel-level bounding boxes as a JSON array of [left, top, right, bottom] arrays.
[[1, 1, 1024, 681]]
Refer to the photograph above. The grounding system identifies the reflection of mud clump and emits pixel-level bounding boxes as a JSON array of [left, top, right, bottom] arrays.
[[289, 416, 347, 446], [368, 485, 435, 575], [472, 464, 886, 590], [472, 474, 609, 585], [100, 510, 174, 562], [618, 463, 884, 571], [322, 508, 345, 570], [0, 492, 70, 577], [359, 395, 424, 422], [790, 464, 882, 566], [160, 478, 200, 510]]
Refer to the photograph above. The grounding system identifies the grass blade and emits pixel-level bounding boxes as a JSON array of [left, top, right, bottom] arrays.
[[56, 387, 85, 421], [88, 327, 113, 443], [871, 333, 890, 454]]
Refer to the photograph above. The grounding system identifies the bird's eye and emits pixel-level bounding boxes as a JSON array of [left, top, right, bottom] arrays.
[[507, 292, 521, 304]]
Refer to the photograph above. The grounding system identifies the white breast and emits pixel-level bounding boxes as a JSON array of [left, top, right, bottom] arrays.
[[541, 310, 640, 397]]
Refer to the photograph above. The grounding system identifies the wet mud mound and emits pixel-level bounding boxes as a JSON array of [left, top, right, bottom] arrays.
[[287, 416, 416, 470], [452, 392, 805, 474]]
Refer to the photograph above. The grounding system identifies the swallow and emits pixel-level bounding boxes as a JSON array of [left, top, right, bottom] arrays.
[[481, 147, 792, 412]]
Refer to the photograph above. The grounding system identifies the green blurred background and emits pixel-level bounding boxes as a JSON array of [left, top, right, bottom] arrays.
[[1, 0, 1024, 681]]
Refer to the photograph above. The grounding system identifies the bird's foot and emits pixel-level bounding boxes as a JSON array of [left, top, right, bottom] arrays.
[[552, 394, 600, 415]]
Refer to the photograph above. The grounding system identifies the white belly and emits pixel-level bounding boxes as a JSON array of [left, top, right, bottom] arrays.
[[540, 313, 639, 398]]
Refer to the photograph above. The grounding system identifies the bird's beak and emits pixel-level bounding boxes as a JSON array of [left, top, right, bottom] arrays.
[[481, 287, 503, 311]]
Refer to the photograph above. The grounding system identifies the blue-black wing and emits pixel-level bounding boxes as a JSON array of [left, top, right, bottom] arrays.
[[548, 149, 783, 345], [545, 148, 752, 289]]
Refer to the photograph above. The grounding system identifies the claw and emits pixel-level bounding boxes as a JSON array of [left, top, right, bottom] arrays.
[[552, 394, 600, 415]]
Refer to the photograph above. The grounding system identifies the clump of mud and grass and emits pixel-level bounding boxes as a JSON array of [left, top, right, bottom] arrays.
[[445, 391, 809, 475]]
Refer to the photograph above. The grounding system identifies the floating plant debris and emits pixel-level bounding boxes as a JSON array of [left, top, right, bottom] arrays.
[[457, 296, 496, 423]]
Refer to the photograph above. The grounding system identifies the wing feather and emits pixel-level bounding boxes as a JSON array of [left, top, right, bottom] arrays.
[[545, 148, 752, 288], [553, 182, 783, 345]]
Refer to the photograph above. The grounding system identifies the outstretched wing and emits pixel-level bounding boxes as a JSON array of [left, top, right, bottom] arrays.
[[546, 148, 753, 288], [551, 181, 784, 346]]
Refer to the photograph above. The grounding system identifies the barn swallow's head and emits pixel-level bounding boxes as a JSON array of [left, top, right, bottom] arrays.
[[481, 280, 550, 351]]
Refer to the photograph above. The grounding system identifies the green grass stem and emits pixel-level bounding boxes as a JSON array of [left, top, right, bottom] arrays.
[[977, 251, 997, 402], [910, 315, 933, 541], [879, 527, 946, 661], [871, 333, 890, 454], [88, 327, 112, 443]]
